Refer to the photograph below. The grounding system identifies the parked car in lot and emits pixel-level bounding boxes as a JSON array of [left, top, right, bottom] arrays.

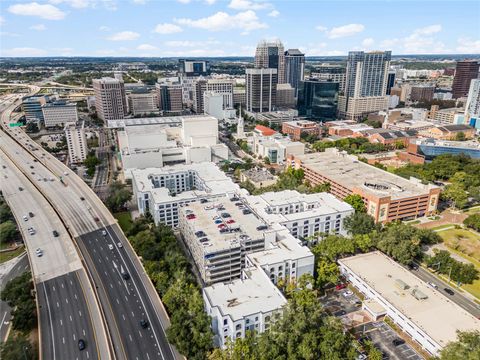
[[342, 290, 353, 297], [444, 288, 455, 295], [392, 338, 405, 346], [334, 310, 346, 316]]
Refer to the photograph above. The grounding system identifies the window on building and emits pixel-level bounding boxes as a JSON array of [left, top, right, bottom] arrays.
[[224, 319, 228, 325], [235, 324, 241, 330]]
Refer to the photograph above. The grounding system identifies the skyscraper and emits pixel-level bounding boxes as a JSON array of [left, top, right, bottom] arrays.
[[339, 51, 391, 120], [452, 60, 480, 99], [386, 71, 396, 95], [297, 79, 339, 121], [311, 65, 346, 92], [93, 77, 127, 121], [255, 40, 286, 84], [246, 68, 278, 113], [178, 59, 210, 77], [284, 49, 305, 98], [156, 81, 183, 114]]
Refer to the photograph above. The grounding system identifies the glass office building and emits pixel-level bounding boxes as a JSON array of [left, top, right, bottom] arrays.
[[297, 79, 339, 121]]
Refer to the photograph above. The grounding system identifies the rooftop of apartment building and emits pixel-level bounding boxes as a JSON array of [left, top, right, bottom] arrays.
[[180, 198, 268, 253], [412, 138, 480, 149], [203, 266, 287, 321], [283, 120, 318, 128], [339, 251, 480, 348], [435, 124, 474, 132], [132, 162, 240, 204], [245, 190, 353, 224], [294, 148, 438, 200]]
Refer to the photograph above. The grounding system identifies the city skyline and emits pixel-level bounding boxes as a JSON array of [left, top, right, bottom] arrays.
[[1, 0, 479, 57]]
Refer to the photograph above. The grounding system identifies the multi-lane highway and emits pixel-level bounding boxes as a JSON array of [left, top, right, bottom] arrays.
[[0, 88, 181, 359]]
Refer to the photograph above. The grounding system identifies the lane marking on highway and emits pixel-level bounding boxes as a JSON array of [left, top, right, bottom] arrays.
[[93, 249, 96, 253], [79, 311, 82, 317], [116, 299, 119, 304], [56, 302, 60, 308], [87, 351, 90, 359], [65, 298, 69, 304], [70, 315, 73, 322], [110, 283, 113, 288], [122, 314, 126, 321], [62, 337, 65, 344], [70, 280, 73, 285], [73, 333, 76, 340], [60, 319, 63, 326], [42, 282, 56, 360], [124, 295, 128, 302], [61, 283, 64, 289], [83, 329, 86, 336], [53, 286, 56, 291], [138, 331, 143, 338], [146, 353, 150, 360], [74, 294, 77, 300], [129, 334, 133, 342]]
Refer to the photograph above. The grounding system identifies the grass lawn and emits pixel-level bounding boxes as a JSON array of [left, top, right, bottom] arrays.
[[464, 206, 480, 215], [0, 246, 25, 264], [438, 228, 480, 261], [114, 211, 133, 233], [431, 224, 455, 231]]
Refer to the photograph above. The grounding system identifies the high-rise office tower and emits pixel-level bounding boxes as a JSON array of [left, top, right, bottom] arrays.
[[311, 65, 346, 92], [178, 59, 210, 77], [284, 49, 305, 98], [246, 68, 278, 113], [92, 77, 127, 121], [255, 40, 286, 84], [156, 82, 183, 113], [297, 79, 339, 121], [386, 71, 396, 95], [452, 60, 480, 99], [339, 51, 391, 120], [465, 79, 480, 119]]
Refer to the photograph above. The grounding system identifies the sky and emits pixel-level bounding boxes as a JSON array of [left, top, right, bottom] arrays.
[[1, 0, 479, 57]]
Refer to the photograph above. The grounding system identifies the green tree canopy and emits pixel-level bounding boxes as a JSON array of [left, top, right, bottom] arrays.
[[0, 220, 18, 244], [343, 212, 378, 235], [343, 194, 366, 213], [436, 330, 480, 360]]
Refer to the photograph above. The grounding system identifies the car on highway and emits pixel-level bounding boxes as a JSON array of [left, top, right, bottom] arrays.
[[78, 339, 86, 351], [392, 338, 405, 346], [108, 244, 114, 250], [117, 242, 123, 248], [444, 288, 455, 295], [428, 282, 438, 289], [140, 319, 149, 328], [80, 196, 85, 201], [29, 212, 34, 217], [102, 230, 107, 236], [28, 227, 36, 235], [52, 230, 59, 237], [121, 271, 130, 280], [35, 248, 43, 257], [23, 215, 28, 221], [18, 187, 24, 191]]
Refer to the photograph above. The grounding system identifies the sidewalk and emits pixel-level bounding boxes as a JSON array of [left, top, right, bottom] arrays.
[[0, 252, 26, 285]]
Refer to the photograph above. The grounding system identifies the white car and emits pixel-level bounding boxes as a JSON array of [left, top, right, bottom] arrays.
[[35, 248, 43, 257], [108, 244, 114, 250], [342, 290, 354, 297], [117, 242, 123, 248], [102, 230, 107, 236], [28, 227, 36, 235], [428, 282, 438, 289], [23, 215, 28, 221]]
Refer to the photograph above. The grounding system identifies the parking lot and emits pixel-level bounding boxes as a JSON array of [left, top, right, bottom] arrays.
[[366, 322, 424, 360], [322, 287, 362, 316]]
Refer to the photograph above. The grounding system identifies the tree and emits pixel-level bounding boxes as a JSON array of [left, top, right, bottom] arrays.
[[105, 182, 132, 212], [0, 335, 36, 360], [463, 214, 480, 232], [343, 213, 377, 235], [316, 258, 340, 288], [25, 122, 39, 133], [0, 220, 18, 244], [455, 131, 466, 141], [343, 194, 366, 213], [436, 330, 480, 360], [442, 183, 468, 209], [263, 156, 271, 165]]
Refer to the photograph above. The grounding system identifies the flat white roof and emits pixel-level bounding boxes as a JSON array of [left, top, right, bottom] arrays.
[[295, 148, 438, 200], [246, 190, 353, 224], [339, 251, 480, 347], [107, 115, 214, 128], [203, 267, 287, 321], [132, 162, 240, 204]]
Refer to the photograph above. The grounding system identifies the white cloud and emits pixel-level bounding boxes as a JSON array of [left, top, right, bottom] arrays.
[[165, 40, 220, 47], [362, 38, 374, 47], [315, 25, 327, 32], [107, 31, 140, 41], [99, 26, 110, 31], [132, 0, 147, 4], [0, 32, 21, 37], [327, 23, 364, 39], [177, 0, 191, 3], [412, 24, 442, 36], [137, 43, 157, 51], [268, 10, 279, 17], [2, 47, 48, 57], [175, 10, 267, 33], [153, 23, 183, 34], [0, 16, 5, 25], [456, 38, 480, 53], [205, 0, 216, 4], [49, 0, 93, 8], [228, 0, 270, 10], [30, 24, 47, 31], [8, 2, 66, 20]]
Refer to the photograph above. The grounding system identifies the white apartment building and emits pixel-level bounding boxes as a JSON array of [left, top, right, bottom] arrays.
[[339, 251, 480, 356], [127, 92, 158, 116], [42, 101, 78, 128], [203, 267, 287, 348], [203, 91, 225, 120], [246, 190, 354, 239], [132, 162, 242, 227], [466, 79, 480, 119], [64, 121, 87, 164], [116, 115, 228, 177]]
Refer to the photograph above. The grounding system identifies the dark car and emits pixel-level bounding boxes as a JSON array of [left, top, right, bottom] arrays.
[[221, 213, 231, 218], [408, 263, 419, 271], [52, 230, 59, 237], [29, 212, 34, 217], [230, 197, 239, 202], [444, 288, 455, 296], [200, 199, 208, 204], [140, 319, 149, 328], [80, 196, 85, 201], [392, 338, 405, 346], [242, 209, 252, 215], [122, 272, 130, 280], [256, 225, 268, 231], [18, 187, 24, 191], [334, 310, 346, 317], [78, 339, 86, 351]]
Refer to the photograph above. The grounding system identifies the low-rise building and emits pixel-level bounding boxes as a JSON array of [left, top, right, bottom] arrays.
[[133, 162, 241, 227], [339, 251, 480, 356], [64, 121, 87, 164], [433, 107, 463, 125], [282, 120, 321, 141], [419, 124, 475, 140], [252, 134, 305, 164], [240, 168, 278, 188], [327, 121, 373, 137], [254, 109, 299, 127], [42, 101, 78, 128], [246, 190, 354, 238], [367, 129, 418, 147], [203, 267, 287, 348], [291, 148, 441, 223], [127, 92, 158, 116], [409, 138, 480, 159]]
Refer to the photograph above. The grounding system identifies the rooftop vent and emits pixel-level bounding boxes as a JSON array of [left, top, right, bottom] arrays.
[[411, 288, 428, 300], [394, 279, 409, 290]]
